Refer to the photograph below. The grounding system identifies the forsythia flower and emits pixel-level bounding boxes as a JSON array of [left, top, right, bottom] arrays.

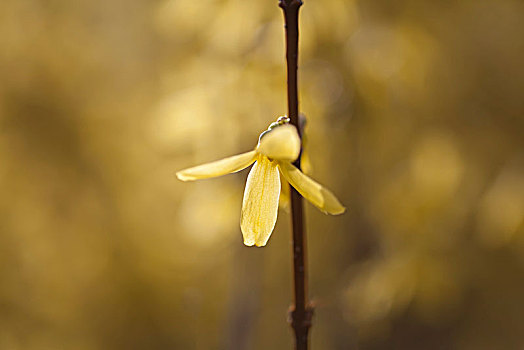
[[176, 117, 345, 247]]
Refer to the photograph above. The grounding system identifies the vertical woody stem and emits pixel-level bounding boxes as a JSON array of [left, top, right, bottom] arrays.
[[279, 0, 313, 349]]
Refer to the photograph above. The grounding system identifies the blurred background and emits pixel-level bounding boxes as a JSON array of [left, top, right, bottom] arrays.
[[1, 0, 524, 349]]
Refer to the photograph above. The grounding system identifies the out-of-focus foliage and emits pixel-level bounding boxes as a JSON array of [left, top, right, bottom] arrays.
[[1, 0, 523, 349]]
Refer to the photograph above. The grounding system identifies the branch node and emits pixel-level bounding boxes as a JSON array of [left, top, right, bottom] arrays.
[[279, 0, 303, 11], [287, 303, 315, 329]]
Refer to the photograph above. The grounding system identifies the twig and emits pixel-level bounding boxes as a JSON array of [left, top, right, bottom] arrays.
[[279, 0, 313, 349]]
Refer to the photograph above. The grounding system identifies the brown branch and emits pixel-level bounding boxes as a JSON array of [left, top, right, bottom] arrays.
[[279, 0, 313, 349]]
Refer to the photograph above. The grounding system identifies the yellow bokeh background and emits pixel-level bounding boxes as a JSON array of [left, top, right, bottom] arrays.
[[1, 0, 523, 349]]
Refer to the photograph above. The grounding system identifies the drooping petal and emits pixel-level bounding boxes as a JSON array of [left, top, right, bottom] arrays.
[[241, 156, 281, 247], [278, 161, 346, 215], [279, 175, 291, 212], [300, 131, 313, 175], [256, 124, 301, 162], [176, 150, 257, 181]]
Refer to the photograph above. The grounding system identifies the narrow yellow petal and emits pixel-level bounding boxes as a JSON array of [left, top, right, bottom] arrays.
[[256, 124, 301, 162], [300, 132, 313, 175], [279, 175, 291, 212], [241, 156, 281, 247], [278, 161, 346, 215], [176, 150, 257, 181]]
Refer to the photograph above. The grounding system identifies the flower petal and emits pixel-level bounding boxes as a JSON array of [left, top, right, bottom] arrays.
[[241, 156, 281, 247], [278, 161, 346, 215], [279, 175, 291, 212], [256, 124, 301, 161], [300, 132, 313, 175], [176, 150, 257, 181]]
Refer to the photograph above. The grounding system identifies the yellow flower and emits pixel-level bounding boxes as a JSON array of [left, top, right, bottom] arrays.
[[176, 117, 345, 247]]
